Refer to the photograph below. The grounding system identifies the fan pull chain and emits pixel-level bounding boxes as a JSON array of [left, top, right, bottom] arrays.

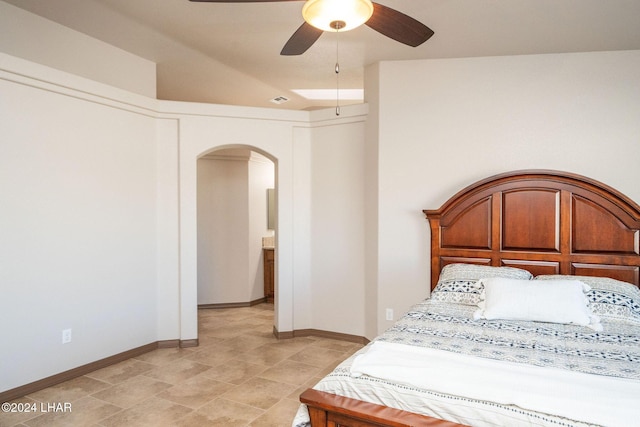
[[335, 24, 340, 116]]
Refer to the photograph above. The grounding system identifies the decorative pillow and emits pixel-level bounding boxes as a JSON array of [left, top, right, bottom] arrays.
[[431, 263, 533, 305], [473, 277, 602, 331], [535, 275, 640, 324]]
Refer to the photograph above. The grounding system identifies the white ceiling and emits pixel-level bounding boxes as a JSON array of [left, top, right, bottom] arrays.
[[5, 0, 640, 111]]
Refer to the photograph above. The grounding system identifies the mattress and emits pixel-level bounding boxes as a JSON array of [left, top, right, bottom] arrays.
[[293, 299, 640, 427]]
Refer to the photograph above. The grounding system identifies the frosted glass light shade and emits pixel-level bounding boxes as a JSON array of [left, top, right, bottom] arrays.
[[302, 0, 374, 32]]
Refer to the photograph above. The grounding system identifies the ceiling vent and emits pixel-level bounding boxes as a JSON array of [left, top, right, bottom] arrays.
[[270, 96, 289, 104]]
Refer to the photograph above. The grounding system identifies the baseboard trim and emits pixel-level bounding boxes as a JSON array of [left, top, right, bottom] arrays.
[[156, 339, 199, 349], [198, 297, 267, 310], [274, 326, 294, 339], [0, 342, 158, 403], [179, 339, 199, 348], [273, 326, 370, 345], [157, 339, 180, 348]]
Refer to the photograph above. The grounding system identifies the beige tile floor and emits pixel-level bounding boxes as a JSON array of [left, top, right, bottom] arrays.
[[1, 304, 364, 427]]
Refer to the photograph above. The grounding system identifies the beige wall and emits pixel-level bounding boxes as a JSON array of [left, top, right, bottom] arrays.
[[176, 107, 368, 339], [0, 1, 156, 98], [197, 151, 275, 305], [368, 50, 640, 335], [0, 55, 159, 391], [310, 120, 367, 336]]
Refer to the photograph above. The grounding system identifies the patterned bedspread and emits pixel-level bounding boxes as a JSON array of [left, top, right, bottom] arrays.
[[380, 299, 640, 380], [294, 298, 640, 427]]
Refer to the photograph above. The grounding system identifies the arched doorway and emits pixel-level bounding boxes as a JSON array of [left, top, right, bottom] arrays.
[[178, 129, 297, 346], [196, 146, 277, 312]]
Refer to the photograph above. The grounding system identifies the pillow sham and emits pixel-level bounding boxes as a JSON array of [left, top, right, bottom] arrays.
[[473, 277, 602, 331], [431, 263, 533, 305], [535, 275, 640, 324]]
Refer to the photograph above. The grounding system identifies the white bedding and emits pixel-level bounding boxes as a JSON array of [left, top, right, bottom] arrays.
[[293, 298, 640, 427], [351, 341, 640, 427]]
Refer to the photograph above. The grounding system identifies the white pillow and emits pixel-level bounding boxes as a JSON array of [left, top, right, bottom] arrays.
[[535, 275, 640, 324], [473, 277, 602, 331], [431, 263, 534, 305]]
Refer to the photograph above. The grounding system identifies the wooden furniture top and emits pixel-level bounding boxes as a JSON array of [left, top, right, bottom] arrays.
[[424, 170, 640, 290]]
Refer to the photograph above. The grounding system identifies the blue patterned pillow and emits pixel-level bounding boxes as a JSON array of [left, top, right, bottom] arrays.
[[535, 275, 640, 324], [432, 263, 533, 305]]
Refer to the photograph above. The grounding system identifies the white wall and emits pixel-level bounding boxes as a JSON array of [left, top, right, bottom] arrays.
[[0, 51, 365, 393], [178, 114, 296, 340], [197, 155, 250, 304], [248, 155, 276, 301], [155, 118, 181, 342], [310, 119, 367, 336], [175, 105, 367, 341], [369, 50, 640, 335], [0, 15, 368, 392], [0, 56, 158, 391], [363, 63, 380, 339], [0, 2, 156, 98], [197, 151, 274, 305]]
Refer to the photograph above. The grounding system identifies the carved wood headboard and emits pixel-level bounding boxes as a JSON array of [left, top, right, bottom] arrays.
[[424, 170, 640, 290]]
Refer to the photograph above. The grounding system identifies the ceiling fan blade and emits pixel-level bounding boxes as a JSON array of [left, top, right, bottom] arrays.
[[281, 22, 324, 55], [366, 2, 434, 47]]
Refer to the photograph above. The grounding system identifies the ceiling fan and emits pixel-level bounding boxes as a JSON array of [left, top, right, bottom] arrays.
[[188, 0, 434, 55]]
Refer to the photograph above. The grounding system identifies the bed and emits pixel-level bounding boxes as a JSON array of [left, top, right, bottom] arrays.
[[295, 170, 640, 427]]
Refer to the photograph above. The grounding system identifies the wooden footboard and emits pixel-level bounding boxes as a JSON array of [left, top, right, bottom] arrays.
[[300, 389, 468, 427]]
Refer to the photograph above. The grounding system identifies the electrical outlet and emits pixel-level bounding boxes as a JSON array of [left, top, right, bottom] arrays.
[[385, 308, 393, 321], [62, 329, 72, 344]]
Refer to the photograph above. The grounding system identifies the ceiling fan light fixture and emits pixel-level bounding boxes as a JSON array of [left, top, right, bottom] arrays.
[[302, 0, 374, 32]]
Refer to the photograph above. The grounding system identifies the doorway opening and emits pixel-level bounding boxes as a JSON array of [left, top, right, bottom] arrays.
[[196, 147, 277, 312]]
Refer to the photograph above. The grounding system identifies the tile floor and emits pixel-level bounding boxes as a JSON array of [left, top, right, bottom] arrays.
[[1, 304, 364, 427]]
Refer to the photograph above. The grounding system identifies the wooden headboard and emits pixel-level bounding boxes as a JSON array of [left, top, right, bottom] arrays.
[[424, 170, 640, 290]]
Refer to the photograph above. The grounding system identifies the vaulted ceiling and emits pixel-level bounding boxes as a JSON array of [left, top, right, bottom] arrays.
[[5, 0, 640, 110]]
